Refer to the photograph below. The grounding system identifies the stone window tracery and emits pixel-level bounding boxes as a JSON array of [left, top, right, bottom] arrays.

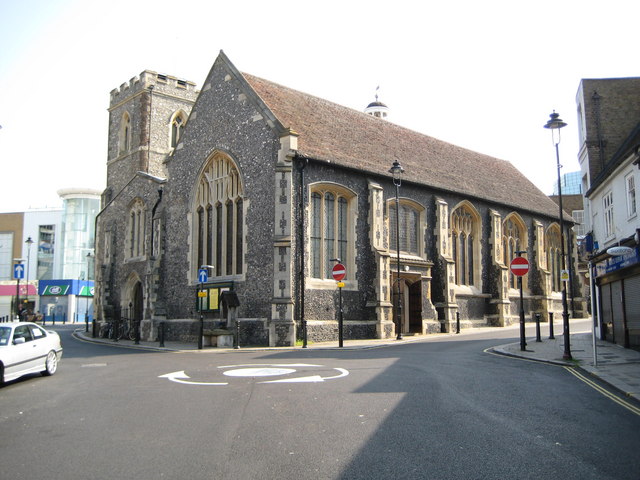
[[450, 203, 479, 287], [389, 201, 422, 257], [310, 185, 354, 280], [193, 153, 244, 278], [503, 215, 527, 289], [126, 199, 146, 259], [546, 225, 562, 292], [170, 111, 187, 149]]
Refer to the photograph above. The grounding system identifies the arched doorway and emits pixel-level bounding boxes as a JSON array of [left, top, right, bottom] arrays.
[[133, 282, 143, 323], [391, 274, 423, 335]]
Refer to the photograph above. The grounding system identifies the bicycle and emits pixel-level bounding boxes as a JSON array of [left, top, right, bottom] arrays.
[[118, 319, 138, 341]]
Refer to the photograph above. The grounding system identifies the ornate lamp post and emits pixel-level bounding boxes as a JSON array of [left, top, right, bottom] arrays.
[[544, 111, 571, 360], [389, 160, 405, 340]]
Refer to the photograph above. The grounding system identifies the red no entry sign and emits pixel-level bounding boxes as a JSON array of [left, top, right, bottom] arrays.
[[510, 256, 529, 276], [332, 263, 346, 281]]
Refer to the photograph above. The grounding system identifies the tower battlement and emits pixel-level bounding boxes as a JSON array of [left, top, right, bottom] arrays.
[[110, 70, 198, 105]]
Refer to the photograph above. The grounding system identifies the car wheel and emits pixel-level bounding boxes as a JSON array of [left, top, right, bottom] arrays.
[[42, 350, 58, 376]]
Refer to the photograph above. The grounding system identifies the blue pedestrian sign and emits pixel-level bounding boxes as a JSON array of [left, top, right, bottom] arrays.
[[13, 264, 24, 280], [198, 268, 208, 283]]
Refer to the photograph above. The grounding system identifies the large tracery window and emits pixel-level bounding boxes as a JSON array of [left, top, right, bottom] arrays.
[[194, 153, 244, 278], [546, 225, 562, 292], [389, 201, 422, 256], [310, 185, 354, 280], [503, 214, 527, 289], [451, 203, 479, 287]]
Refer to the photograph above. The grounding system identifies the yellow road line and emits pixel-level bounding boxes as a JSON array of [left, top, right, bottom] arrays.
[[564, 367, 640, 416]]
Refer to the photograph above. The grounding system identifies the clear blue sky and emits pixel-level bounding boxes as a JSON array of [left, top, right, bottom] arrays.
[[1, 0, 638, 212]]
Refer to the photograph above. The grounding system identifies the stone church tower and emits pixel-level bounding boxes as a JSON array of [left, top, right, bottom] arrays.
[[98, 72, 198, 334]]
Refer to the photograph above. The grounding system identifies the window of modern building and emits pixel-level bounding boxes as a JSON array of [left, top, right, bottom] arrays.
[[37, 225, 55, 280], [450, 202, 480, 287], [0, 232, 13, 281], [127, 199, 146, 259], [625, 173, 636, 218], [118, 112, 131, 155], [389, 200, 423, 257], [603, 191, 614, 238], [170, 111, 187, 149], [193, 152, 244, 278], [310, 185, 354, 280], [503, 214, 527, 289]]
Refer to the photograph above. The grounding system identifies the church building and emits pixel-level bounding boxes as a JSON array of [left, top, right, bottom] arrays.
[[94, 51, 584, 346]]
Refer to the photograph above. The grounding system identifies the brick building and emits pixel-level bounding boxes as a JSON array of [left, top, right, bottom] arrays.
[[94, 52, 584, 346]]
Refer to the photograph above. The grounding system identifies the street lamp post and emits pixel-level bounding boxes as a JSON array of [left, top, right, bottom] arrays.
[[544, 111, 571, 360], [389, 160, 405, 340], [86, 252, 93, 332], [25, 237, 33, 312]]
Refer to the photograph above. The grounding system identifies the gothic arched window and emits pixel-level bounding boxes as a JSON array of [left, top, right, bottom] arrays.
[[119, 112, 131, 155], [389, 201, 423, 257], [310, 185, 355, 280], [126, 198, 146, 259], [450, 203, 480, 287], [170, 111, 186, 149], [546, 225, 562, 292], [193, 153, 244, 278], [503, 214, 528, 289]]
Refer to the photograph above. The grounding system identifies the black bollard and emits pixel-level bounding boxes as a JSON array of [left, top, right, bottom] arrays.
[[535, 313, 541, 342], [456, 312, 460, 334], [549, 312, 555, 339], [159, 321, 165, 347], [135, 319, 140, 345], [52, 313, 56, 325]]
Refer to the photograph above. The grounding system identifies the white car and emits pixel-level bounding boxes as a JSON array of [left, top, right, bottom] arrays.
[[0, 322, 63, 384]]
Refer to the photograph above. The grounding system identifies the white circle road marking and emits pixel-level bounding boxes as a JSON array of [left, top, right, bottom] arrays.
[[223, 367, 297, 377], [159, 364, 349, 386]]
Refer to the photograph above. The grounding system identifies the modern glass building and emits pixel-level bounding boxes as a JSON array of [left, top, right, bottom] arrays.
[[553, 171, 582, 195], [56, 189, 101, 281]]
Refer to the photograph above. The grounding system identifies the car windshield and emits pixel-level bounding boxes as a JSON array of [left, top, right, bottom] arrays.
[[0, 326, 11, 346]]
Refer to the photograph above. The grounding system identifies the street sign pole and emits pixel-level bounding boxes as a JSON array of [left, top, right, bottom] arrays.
[[338, 283, 343, 348], [198, 277, 204, 350], [331, 261, 346, 348], [513, 252, 528, 351]]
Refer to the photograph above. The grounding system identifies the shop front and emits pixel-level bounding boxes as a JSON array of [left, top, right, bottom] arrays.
[[595, 246, 640, 348], [39, 280, 94, 324]]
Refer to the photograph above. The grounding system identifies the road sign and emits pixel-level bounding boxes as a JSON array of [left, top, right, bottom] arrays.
[[332, 263, 346, 281], [561, 270, 569, 282], [13, 264, 24, 280], [510, 256, 529, 276], [198, 268, 208, 283], [198, 291, 207, 298]]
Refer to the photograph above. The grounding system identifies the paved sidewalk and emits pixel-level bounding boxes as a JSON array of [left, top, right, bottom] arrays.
[[492, 333, 640, 399]]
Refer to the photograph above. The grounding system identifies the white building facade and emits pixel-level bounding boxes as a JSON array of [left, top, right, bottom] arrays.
[[578, 77, 640, 348]]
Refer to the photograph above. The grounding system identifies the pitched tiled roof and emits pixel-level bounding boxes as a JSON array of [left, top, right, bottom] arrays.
[[243, 73, 562, 219]]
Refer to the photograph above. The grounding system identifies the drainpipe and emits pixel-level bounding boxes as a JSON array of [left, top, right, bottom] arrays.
[[295, 153, 309, 347]]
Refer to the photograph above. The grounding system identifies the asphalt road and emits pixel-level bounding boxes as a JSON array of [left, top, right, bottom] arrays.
[[1, 323, 638, 480]]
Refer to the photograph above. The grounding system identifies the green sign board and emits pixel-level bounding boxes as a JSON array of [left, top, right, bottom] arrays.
[[42, 285, 70, 296]]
